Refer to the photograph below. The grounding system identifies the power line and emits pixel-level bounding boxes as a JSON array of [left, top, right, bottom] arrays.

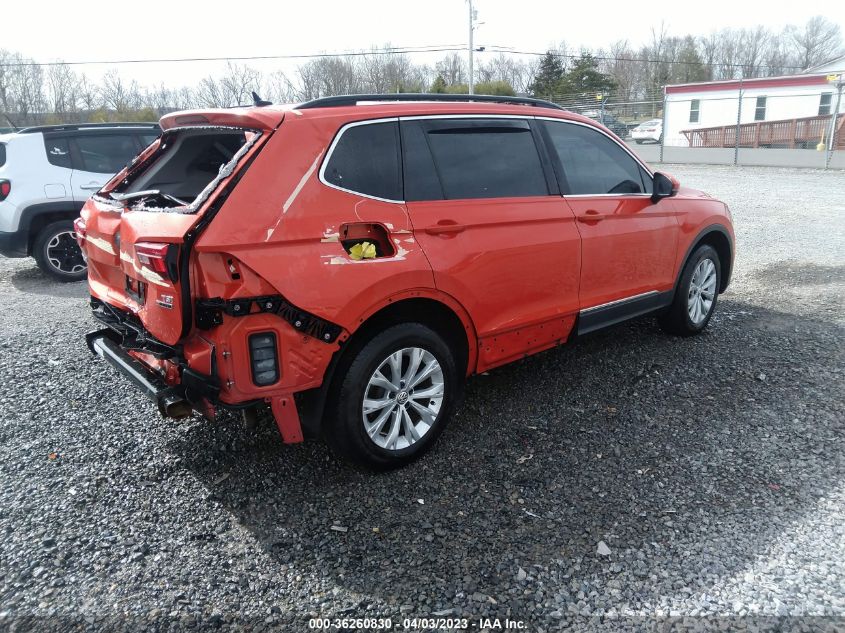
[[0, 45, 471, 68], [0, 44, 807, 72]]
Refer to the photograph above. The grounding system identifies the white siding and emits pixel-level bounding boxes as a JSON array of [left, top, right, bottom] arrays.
[[664, 83, 843, 146]]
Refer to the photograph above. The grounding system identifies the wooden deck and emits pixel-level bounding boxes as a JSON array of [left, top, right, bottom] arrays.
[[682, 114, 845, 149]]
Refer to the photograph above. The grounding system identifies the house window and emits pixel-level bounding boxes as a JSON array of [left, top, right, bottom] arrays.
[[754, 96, 767, 121], [689, 99, 700, 123], [819, 93, 833, 116]]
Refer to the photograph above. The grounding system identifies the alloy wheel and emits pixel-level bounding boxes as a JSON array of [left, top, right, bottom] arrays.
[[361, 347, 445, 451], [687, 258, 717, 325], [46, 231, 86, 275]]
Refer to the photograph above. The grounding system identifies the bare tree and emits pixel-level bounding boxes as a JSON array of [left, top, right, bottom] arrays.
[[219, 62, 262, 106], [46, 63, 79, 121], [789, 16, 844, 69], [0, 50, 45, 127], [266, 70, 298, 103], [435, 53, 467, 86], [195, 75, 225, 107]]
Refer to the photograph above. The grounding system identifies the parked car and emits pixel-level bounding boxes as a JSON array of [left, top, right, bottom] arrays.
[[582, 110, 630, 138], [0, 122, 160, 281], [80, 94, 734, 468], [632, 119, 663, 144]]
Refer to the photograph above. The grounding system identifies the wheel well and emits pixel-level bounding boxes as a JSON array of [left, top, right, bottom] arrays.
[[694, 230, 732, 292], [27, 211, 79, 254], [346, 298, 470, 373], [294, 297, 472, 438]]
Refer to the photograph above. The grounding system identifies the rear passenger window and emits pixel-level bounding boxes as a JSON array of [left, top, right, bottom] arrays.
[[43, 137, 72, 169], [323, 121, 402, 201], [542, 121, 650, 195], [413, 119, 548, 200], [73, 134, 139, 174]]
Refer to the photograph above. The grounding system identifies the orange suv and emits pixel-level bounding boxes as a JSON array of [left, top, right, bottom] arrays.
[[79, 94, 734, 468]]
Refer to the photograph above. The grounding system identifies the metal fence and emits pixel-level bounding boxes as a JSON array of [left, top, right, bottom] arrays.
[[547, 80, 845, 169]]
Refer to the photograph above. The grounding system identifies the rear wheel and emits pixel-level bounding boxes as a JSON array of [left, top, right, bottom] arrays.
[[325, 323, 460, 469], [659, 244, 721, 336], [33, 220, 87, 282], [635, 139, 644, 144]]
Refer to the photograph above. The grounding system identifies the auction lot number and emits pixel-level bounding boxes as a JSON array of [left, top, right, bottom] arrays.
[[308, 617, 473, 630]]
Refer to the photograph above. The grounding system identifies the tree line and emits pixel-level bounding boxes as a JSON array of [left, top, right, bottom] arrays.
[[0, 16, 841, 128]]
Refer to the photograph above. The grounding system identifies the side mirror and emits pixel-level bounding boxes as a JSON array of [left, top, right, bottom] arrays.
[[651, 171, 678, 204]]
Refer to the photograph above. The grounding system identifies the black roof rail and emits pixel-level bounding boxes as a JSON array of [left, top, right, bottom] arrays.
[[18, 122, 161, 134], [295, 93, 566, 111]]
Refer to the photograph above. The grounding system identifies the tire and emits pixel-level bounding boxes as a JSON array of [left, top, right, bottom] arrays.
[[325, 323, 461, 469], [33, 220, 87, 282], [659, 244, 721, 336], [635, 139, 644, 144]]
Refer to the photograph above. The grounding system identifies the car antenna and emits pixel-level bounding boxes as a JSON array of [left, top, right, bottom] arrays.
[[252, 91, 272, 107]]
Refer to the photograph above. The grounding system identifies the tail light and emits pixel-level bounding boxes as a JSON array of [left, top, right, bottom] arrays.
[[73, 217, 87, 248], [0, 180, 10, 201], [135, 242, 178, 281], [248, 333, 279, 386]]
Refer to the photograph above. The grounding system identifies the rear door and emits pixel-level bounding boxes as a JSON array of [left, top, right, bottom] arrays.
[[401, 117, 581, 368], [69, 132, 142, 201], [539, 119, 679, 329]]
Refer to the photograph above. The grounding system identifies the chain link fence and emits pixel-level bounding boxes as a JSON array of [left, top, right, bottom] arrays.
[[547, 80, 845, 169]]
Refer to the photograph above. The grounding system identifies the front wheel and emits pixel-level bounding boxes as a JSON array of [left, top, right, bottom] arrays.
[[659, 244, 721, 336], [325, 323, 460, 469], [33, 220, 87, 282]]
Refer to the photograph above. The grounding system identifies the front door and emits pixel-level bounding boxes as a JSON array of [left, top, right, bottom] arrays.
[[401, 117, 581, 369], [539, 119, 679, 330]]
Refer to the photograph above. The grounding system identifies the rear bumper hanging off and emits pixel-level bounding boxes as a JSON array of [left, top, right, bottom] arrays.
[[86, 329, 193, 418], [85, 328, 306, 444]]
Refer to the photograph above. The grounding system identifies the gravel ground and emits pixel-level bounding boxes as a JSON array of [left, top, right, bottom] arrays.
[[1, 165, 843, 632]]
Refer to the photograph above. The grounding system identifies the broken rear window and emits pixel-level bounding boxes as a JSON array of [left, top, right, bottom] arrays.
[[106, 127, 258, 213]]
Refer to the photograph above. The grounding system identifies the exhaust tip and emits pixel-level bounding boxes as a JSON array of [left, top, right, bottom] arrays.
[[160, 396, 193, 419]]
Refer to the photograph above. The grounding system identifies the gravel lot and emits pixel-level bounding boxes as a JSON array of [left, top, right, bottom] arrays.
[[1, 165, 843, 631]]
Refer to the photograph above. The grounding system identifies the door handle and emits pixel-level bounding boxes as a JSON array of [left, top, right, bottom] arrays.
[[424, 221, 466, 235], [577, 210, 603, 224], [79, 183, 103, 190]]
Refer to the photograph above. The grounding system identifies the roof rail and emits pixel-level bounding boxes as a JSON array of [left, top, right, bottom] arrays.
[[18, 122, 161, 134], [296, 93, 566, 111]]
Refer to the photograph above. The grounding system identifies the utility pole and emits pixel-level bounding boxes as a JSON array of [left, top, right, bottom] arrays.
[[825, 75, 844, 169], [468, 0, 475, 94]]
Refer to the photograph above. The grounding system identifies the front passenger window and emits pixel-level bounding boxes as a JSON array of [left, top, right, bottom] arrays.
[[542, 121, 651, 195]]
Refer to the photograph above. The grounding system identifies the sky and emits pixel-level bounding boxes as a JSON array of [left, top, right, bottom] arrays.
[[6, 0, 845, 88]]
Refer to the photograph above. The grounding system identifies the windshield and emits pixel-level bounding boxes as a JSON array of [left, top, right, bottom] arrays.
[[107, 127, 257, 213]]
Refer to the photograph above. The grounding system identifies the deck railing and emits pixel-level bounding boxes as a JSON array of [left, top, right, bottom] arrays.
[[682, 114, 845, 149]]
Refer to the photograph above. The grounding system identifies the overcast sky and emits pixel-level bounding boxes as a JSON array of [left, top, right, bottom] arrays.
[[7, 0, 845, 87]]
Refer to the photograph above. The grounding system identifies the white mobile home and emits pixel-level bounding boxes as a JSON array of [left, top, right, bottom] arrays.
[[663, 55, 845, 148]]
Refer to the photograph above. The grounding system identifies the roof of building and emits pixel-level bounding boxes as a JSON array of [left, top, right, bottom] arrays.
[[665, 73, 834, 95], [803, 54, 845, 74]]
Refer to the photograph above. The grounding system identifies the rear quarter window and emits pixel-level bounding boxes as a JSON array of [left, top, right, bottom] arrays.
[[322, 121, 402, 201], [0, 143, 6, 167], [43, 136, 73, 169]]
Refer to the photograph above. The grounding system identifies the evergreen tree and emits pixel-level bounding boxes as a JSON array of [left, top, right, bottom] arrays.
[[430, 75, 448, 93], [528, 52, 565, 98], [559, 53, 616, 95]]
